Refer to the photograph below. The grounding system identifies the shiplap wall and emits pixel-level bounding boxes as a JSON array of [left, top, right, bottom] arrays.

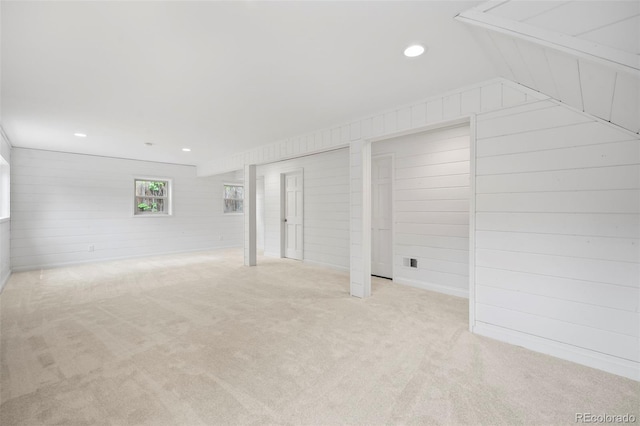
[[372, 125, 470, 297], [474, 99, 640, 379], [0, 134, 11, 291], [257, 148, 349, 270], [11, 149, 244, 270]]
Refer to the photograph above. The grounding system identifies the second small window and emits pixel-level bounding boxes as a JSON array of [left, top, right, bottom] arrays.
[[223, 184, 244, 214]]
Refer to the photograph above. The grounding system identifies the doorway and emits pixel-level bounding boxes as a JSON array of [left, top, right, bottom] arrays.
[[282, 170, 303, 260], [371, 155, 393, 279]]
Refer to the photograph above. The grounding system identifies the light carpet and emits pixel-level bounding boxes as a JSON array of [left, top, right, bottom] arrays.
[[1, 249, 638, 425]]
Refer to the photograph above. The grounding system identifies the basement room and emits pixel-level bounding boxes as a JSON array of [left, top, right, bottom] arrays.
[[0, 1, 638, 425]]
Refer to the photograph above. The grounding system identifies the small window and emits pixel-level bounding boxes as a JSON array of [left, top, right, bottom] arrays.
[[0, 156, 9, 220], [223, 184, 243, 214], [134, 178, 171, 216]]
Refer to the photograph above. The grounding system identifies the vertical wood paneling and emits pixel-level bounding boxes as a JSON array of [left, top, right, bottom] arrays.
[[373, 125, 470, 298], [475, 101, 640, 368], [490, 33, 537, 89], [197, 79, 545, 177], [10, 149, 244, 271], [579, 59, 616, 121], [537, 50, 584, 109], [611, 71, 640, 134]]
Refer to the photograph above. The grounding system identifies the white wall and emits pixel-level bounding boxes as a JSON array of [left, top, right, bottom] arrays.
[[0, 133, 11, 291], [256, 176, 265, 251], [372, 125, 470, 297], [473, 99, 640, 380], [257, 148, 349, 270], [11, 148, 244, 270]]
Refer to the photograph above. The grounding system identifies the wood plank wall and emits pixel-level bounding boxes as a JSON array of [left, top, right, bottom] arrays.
[[10, 148, 244, 271], [474, 99, 640, 377]]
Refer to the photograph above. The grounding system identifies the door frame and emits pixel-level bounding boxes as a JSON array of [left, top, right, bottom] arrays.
[[280, 168, 304, 259], [371, 153, 394, 280]]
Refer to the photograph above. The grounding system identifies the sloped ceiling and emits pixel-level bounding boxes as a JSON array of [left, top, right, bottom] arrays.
[[457, 0, 640, 134]]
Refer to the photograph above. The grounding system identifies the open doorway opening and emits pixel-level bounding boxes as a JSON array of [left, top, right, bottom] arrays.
[[372, 155, 393, 279], [367, 123, 471, 298]]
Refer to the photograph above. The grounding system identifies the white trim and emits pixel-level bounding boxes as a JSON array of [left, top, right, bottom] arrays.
[[10, 245, 243, 273], [394, 277, 469, 299], [361, 117, 474, 299], [0, 270, 11, 294], [133, 177, 173, 216], [544, 96, 640, 137], [0, 125, 14, 148], [244, 165, 257, 266], [456, 9, 640, 75], [468, 114, 478, 333], [474, 322, 640, 381], [500, 79, 549, 101], [361, 141, 372, 298], [0, 217, 9, 224], [366, 117, 473, 144]]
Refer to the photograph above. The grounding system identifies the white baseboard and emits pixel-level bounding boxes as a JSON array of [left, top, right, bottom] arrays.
[[0, 269, 11, 293], [263, 251, 281, 258], [394, 277, 469, 299], [303, 259, 349, 272], [474, 322, 640, 381], [10, 244, 243, 273]]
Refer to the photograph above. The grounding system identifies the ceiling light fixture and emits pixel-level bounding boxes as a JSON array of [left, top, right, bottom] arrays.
[[74, 132, 87, 138], [182, 148, 191, 152], [404, 44, 425, 58]]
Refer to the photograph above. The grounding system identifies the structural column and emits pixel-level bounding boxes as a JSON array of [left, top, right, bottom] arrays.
[[244, 164, 257, 266], [349, 140, 371, 298]]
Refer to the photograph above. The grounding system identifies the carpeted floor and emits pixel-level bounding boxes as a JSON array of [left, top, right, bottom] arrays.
[[0, 249, 638, 425]]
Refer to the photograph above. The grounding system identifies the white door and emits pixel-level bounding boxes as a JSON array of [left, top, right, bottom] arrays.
[[284, 171, 303, 260], [372, 156, 393, 278]]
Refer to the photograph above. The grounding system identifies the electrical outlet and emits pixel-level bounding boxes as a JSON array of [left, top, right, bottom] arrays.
[[88, 245, 95, 252]]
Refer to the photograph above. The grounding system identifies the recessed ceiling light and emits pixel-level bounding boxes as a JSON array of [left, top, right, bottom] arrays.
[[404, 44, 425, 58], [182, 148, 191, 152], [74, 132, 87, 138]]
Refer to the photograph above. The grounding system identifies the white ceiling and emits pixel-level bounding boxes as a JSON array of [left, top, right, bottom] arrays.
[[1, 1, 497, 167], [459, 0, 640, 134]]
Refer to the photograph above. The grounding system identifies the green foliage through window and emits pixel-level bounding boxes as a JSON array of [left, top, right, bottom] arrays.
[[135, 179, 170, 215]]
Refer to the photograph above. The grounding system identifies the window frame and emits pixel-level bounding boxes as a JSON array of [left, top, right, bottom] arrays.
[[133, 177, 173, 217], [223, 182, 244, 215]]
